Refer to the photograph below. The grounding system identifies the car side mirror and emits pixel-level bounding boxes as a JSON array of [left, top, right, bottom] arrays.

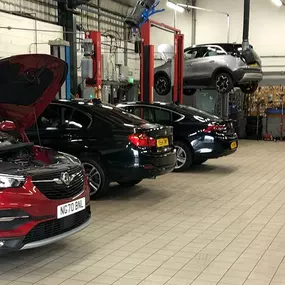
[[0, 120, 16, 131]]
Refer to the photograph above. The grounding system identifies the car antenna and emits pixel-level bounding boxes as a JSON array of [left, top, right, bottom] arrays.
[[34, 108, 42, 147]]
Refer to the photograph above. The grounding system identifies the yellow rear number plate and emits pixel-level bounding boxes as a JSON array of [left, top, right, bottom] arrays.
[[231, 141, 237, 149], [157, 138, 169, 148]]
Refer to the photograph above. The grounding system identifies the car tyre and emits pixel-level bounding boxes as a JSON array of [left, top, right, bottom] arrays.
[[81, 159, 109, 199], [215, 72, 233, 94], [154, 73, 171, 96], [118, 180, 142, 188], [240, 82, 259, 94], [183, 88, 196, 96], [174, 141, 193, 172]]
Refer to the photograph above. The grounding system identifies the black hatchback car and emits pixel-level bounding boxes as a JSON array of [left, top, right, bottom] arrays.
[[117, 102, 238, 172], [26, 100, 176, 198]]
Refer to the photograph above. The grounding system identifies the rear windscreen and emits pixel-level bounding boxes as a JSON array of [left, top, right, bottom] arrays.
[[87, 104, 147, 125], [177, 105, 220, 121]]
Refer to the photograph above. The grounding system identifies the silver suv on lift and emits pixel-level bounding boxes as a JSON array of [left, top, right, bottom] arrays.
[[154, 43, 263, 96]]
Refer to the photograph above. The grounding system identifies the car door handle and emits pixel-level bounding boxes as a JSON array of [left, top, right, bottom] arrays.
[[209, 60, 215, 63]]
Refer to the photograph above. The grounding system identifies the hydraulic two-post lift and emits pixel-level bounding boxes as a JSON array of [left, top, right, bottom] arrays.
[[139, 19, 184, 104]]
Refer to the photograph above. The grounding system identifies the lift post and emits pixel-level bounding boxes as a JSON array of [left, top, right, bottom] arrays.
[[85, 31, 102, 99], [140, 19, 184, 104]]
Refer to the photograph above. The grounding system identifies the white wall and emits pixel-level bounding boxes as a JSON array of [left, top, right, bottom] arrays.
[[150, 0, 192, 56], [196, 0, 285, 72], [0, 12, 63, 58]]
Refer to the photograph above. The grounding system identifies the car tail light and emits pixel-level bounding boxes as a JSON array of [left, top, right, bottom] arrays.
[[128, 133, 156, 147], [204, 124, 226, 133]]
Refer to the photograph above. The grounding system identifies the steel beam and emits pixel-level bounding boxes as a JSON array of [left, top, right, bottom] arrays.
[[58, 2, 78, 96]]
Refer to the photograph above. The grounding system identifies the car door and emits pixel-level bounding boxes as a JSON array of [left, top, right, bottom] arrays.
[[184, 47, 199, 84], [201, 45, 227, 78], [184, 47, 209, 86], [62, 108, 92, 154], [26, 104, 74, 150]]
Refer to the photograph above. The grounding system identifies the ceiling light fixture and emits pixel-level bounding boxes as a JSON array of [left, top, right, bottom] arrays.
[[166, 1, 185, 13], [271, 0, 283, 7]]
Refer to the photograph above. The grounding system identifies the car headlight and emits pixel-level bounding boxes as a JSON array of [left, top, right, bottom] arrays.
[[0, 174, 25, 189], [58, 152, 81, 165]]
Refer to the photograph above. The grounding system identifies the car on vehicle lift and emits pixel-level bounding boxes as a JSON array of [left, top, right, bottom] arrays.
[[154, 43, 263, 96], [0, 54, 91, 252], [117, 102, 238, 172], [26, 99, 177, 198]]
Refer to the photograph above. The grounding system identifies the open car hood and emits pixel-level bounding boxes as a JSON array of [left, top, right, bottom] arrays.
[[0, 54, 68, 131]]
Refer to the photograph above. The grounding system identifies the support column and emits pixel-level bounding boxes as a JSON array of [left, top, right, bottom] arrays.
[[191, 0, 197, 46], [242, 0, 250, 51], [58, 3, 78, 96], [140, 21, 154, 103]]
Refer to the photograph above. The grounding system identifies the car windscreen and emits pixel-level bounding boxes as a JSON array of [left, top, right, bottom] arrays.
[[86, 103, 147, 125]]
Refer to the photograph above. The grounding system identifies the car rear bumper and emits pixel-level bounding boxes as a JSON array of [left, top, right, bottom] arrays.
[[109, 149, 177, 182], [193, 137, 238, 159], [234, 68, 263, 83]]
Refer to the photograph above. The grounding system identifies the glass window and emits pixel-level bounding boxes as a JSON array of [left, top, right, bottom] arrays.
[[172, 112, 183, 122], [124, 106, 135, 115], [37, 105, 73, 129], [87, 104, 146, 125], [203, 46, 227, 57], [142, 107, 155, 122], [154, 108, 172, 125], [130, 106, 155, 123], [67, 110, 91, 129], [133, 107, 142, 118], [184, 48, 198, 60]]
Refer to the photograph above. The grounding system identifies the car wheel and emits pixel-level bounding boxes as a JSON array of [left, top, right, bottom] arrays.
[[215, 73, 233, 94], [118, 180, 142, 188], [174, 141, 193, 172], [194, 159, 208, 165], [82, 159, 109, 198], [183, 88, 196, 96], [240, 82, 259, 94], [154, 73, 171, 95]]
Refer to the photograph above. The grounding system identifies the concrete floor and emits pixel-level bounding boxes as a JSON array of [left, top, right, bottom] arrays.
[[2, 140, 285, 285]]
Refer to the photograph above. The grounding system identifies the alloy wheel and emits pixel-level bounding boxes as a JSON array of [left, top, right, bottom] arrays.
[[156, 78, 168, 94], [216, 75, 229, 93], [175, 145, 187, 169], [82, 162, 102, 196]]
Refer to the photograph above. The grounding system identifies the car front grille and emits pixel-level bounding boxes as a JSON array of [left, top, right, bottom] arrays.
[[32, 166, 84, 200], [23, 206, 91, 244]]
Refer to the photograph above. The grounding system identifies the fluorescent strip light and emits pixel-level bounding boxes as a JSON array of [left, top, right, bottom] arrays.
[[166, 1, 185, 13], [271, 0, 283, 6]]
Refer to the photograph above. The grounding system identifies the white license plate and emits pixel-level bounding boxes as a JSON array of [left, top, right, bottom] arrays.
[[57, 198, 85, 219]]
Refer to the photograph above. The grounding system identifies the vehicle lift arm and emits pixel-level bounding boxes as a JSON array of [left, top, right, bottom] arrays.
[[125, 0, 184, 104], [140, 20, 184, 104]]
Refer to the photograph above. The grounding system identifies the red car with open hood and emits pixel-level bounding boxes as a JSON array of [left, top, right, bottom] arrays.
[[0, 54, 90, 252]]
